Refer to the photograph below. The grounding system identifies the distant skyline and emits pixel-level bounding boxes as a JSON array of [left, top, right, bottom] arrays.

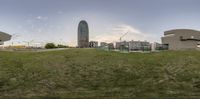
[[1, 0, 200, 46]]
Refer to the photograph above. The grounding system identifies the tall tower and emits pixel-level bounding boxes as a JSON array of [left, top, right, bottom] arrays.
[[78, 20, 89, 48]]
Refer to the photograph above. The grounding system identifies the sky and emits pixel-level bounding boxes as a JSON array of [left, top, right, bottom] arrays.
[[1, 0, 200, 46]]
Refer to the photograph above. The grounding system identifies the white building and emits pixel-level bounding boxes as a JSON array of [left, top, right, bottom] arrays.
[[115, 41, 129, 49], [129, 40, 151, 51]]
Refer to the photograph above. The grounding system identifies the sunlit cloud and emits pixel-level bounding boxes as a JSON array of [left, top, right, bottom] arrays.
[[92, 24, 155, 43], [67, 40, 76, 47], [91, 34, 120, 43], [112, 24, 142, 34]]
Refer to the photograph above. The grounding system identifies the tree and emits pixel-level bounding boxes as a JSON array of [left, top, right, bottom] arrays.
[[45, 43, 56, 49], [57, 44, 68, 48]]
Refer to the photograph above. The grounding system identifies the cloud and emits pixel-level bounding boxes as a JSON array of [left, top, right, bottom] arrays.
[[36, 16, 48, 20], [112, 24, 142, 34], [91, 24, 155, 43], [36, 16, 42, 20], [91, 34, 120, 43], [67, 40, 77, 47]]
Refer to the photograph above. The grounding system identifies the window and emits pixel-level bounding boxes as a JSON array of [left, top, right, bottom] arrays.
[[165, 34, 175, 37]]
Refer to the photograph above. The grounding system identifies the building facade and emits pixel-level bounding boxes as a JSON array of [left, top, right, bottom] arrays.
[[108, 43, 114, 50], [162, 29, 200, 50], [115, 40, 151, 51], [129, 40, 151, 51], [100, 42, 108, 47], [115, 41, 129, 49], [78, 20, 89, 48], [151, 42, 168, 51], [89, 41, 98, 48], [0, 31, 11, 45]]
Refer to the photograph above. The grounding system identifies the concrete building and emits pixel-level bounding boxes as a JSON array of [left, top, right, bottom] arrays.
[[99, 42, 114, 50], [89, 41, 98, 48], [151, 42, 168, 51], [162, 29, 200, 50], [129, 40, 151, 51], [100, 42, 108, 47], [115, 40, 151, 51], [0, 31, 11, 45], [108, 43, 114, 50], [115, 41, 129, 49], [78, 20, 89, 48]]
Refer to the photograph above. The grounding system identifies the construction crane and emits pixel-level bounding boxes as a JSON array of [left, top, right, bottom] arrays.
[[119, 32, 129, 52], [119, 32, 128, 42]]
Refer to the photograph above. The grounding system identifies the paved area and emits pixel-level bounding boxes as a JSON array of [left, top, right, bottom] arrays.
[[35, 48, 69, 52], [0, 48, 69, 52]]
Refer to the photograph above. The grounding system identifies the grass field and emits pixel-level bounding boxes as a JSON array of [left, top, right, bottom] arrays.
[[0, 49, 200, 98]]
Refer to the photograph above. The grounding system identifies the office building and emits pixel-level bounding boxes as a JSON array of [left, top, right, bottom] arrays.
[[78, 20, 89, 48]]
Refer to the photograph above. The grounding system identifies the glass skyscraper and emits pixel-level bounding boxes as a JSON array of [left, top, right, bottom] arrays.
[[78, 20, 89, 48]]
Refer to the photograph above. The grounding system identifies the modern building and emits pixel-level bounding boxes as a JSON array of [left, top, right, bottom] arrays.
[[129, 40, 151, 51], [115, 41, 129, 50], [100, 42, 108, 47], [0, 31, 11, 45], [108, 43, 114, 50], [151, 42, 168, 51], [162, 29, 200, 50], [89, 41, 98, 48], [115, 40, 151, 51], [78, 20, 89, 48]]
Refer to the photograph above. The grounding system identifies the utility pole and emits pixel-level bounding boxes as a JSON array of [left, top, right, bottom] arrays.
[[23, 40, 34, 48], [11, 34, 20, 46]]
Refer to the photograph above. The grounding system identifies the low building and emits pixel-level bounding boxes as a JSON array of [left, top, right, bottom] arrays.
[[151, 42, 168, 51], [99, 42, 114, 50], [129, 40, 151, 51], [162, 29, 200, 50], [115, 40, 151, 51], [108, 43, 114, 50], [89, 41, 98, 48], [0, 31, 12, 45], [100, 42, 108, 47], [115, 41, 129, 49]]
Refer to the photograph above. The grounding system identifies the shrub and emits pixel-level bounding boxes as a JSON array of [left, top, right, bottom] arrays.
[[45, 43, 57, 49], [57, 44, 68, 48]]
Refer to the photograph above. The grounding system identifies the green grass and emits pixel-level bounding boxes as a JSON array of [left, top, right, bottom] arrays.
[[0, 49, 200, 98]]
